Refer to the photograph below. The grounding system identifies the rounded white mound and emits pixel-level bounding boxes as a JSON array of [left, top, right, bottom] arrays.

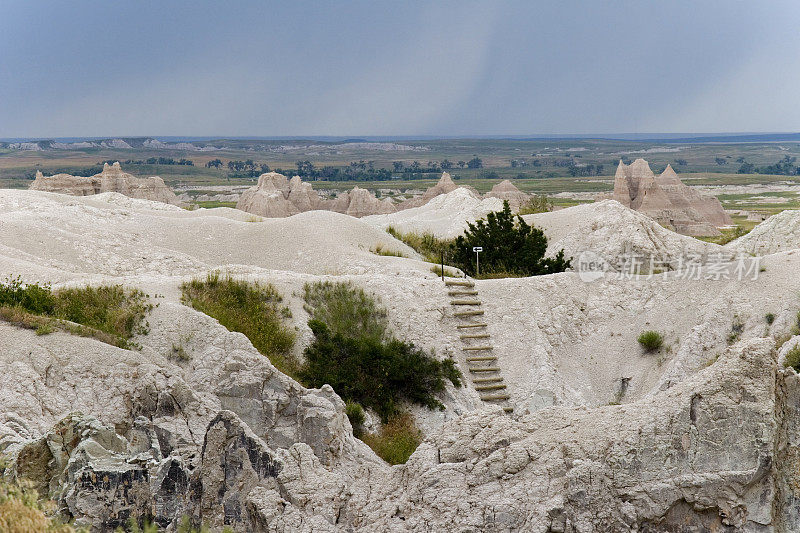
[[724, 209, 800, 255], [524, 200, 718, 268], [0, 190, 419, 278], [364, 187, 505, 239]]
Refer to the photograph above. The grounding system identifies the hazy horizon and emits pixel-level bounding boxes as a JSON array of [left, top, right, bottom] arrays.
[[3, 1, 800, 138]]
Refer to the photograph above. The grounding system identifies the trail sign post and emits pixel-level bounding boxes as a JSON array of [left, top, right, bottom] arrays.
[[473, 247, 483, 276]]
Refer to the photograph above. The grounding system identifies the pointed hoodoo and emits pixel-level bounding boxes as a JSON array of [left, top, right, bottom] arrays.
[[486, 180, 530, 211], [611, 158, 732, 237]]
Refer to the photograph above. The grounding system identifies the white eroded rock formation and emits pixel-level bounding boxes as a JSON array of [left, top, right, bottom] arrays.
[[236, 172, 394, 218], [1, 189, 800, 530], [29, 162, 181, 205]]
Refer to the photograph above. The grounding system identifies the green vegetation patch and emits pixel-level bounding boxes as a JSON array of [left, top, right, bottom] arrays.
[[637, 330, 664, 353], [450, 201, 571, 278], [385, 226, 453, 263], [180, 272, 296, 375], [361, 413, 422, 465], [300, 281, 461, 422], [0, 277, 152, 349], [784, 345, 800, 373]]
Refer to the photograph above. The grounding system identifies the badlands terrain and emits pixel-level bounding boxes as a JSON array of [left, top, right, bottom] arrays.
[[1, 176, 800, 531]]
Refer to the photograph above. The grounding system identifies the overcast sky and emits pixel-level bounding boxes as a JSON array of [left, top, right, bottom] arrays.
[[2, 0, 800, 137]]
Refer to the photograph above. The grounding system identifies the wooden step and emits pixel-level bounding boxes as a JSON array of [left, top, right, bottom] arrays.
[[480, 393, 511, 401], [448, 290, 478, 297], [456, 323, 487, 329], [472, 376, 504, 384], [467, 356, 497, 362], [445, 280, 474, 287], [454, 310, 484, 317], [463, 345, 493, 351], [460, 333, 490, 339], [451, 300, 481, 306], [503, 407, 514, 413], [475, 383, 507, 392], [469, 366, 500, 373]]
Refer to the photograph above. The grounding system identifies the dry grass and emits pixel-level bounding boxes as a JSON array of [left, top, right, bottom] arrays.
[[370, 243, 406, 258], [361, 413, 422, 465], [0, 473, 76, 533]]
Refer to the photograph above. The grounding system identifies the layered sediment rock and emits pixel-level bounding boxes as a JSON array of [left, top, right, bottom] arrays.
[[485, 179, 530, 211], [613, 159, 732, 236], [29, 162, 180, 205], [236, 172, 395, 218], [398, 172, 461, 209]]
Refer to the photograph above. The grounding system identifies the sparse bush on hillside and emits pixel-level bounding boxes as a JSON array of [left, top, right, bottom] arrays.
[[637, 330, 664, 353], [450, 201, 571, 278], [765, 313, 776, 325], [181, 272, 296, 375], [301, 281, 461, 421], [518, 194, 553, 215], [0, 277, 152, 349]]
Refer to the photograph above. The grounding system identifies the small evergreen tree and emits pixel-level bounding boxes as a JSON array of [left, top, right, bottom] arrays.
[[450, 201, 571, 277]]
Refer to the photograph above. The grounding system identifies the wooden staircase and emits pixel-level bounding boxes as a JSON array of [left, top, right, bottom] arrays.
[[445, 278, 513, 414]]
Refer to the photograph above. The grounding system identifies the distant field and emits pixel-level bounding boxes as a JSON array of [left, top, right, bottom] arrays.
[[2, 139, 799, 214]]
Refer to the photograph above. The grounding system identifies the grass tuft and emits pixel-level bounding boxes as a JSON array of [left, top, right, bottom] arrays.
[[370, 243, 406, 258], [345, 401, 365, 438], [784, 345, 800, 372], [361, 413, 422, 465], [181, 272, 297, 376], [430, 265, 458, 278], [637, 330, 664, 353]]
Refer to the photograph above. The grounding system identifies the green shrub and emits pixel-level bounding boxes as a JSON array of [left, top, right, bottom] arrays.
[[386, 227, 453, 263], [301, 281, 461, 421], [301, 319, 460, 421], [181, 272, 296, 376], [345, 401, 365, 438], [0, 277, 152, 349], [361, 413, 422, 465], [784, 345, 800, 372], [637, 330, 664, 353], [765, 312, 776, 325], [0, 276, 55, 314], [450, 201, 571, 278], [793, 311, 800, 336]]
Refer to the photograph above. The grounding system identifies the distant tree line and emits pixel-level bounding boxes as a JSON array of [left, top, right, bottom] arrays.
[[101, 158, 194, 166], [737, 155, 800, 175]]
